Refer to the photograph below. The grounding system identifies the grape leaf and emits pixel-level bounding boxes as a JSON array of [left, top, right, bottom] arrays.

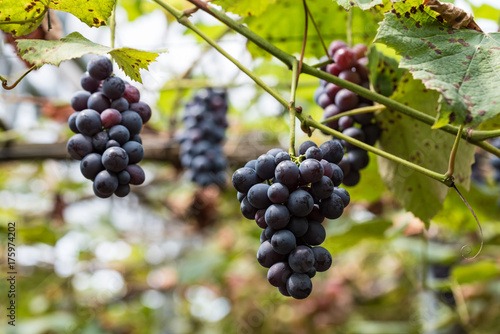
[[0, 0, 114, 37], [16, 32, 164, 83], [367, 45, 407, 97], [375, 0, 500, 127], [213, 0, 275, 17], [376, 72, 475, 226], [335, 0, 383, 11], [0, 0, 47, 36], [49, 0, 114, 28]]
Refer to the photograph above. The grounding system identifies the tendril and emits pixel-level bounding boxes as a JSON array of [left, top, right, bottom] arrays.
[[452, 183, 483, 260]]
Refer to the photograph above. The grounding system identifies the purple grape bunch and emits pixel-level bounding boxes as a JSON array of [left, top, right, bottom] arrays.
[[178, 88, 229, 187], [66, 55, 152, 198], [315, 40, 381, 186], [232, 140, 350, 299]]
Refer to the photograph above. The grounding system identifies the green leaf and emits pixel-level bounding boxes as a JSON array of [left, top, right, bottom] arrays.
[[244, 1, 380, 59], [50, 0, 114, 28], [375, 0, 500, 127], [452, 260, 500, 284], [213, 0, 275, 17], [0, 0, 47, 37], [16, 32, 164, 83], [0, 0, 114, 37], [375, 73, 475, 225], [335, 0, 383, 11], [469, 3, 500, 22], [367, 45, 407, 97]]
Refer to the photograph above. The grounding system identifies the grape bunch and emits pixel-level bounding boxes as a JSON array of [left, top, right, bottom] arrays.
[[66, 55, 152, 198], [314, 40, 381, 187], [178, 88, 229, 187], [232, 140, 350, 299]]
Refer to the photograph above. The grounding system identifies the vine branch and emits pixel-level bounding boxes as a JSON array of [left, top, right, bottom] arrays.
[[445, 124, 464, 178], [1, 66, 36, 90]]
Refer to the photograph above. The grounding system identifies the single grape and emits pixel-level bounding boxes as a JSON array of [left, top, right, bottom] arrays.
[[298, 140, 317, 155], [312, 246, 333, 272], [267, 262, 293, 288], [102, 147, 129, 172], [109, 125, 130, 145], [333, 187, 350, 206], [76, 109, 102, 136], [247, 183, 272, 209], [333, 48, 356, 70], [257, 240, 286, 268], [285, 216, 309, 238], [288, 245, 315, 273], [102, 76, 125, 100], [101, 108, 122, 128], [255, 209, 267, 229], [271, 230, 296, 255], [267, 182, 290, 204], [110, 97, 130, 112], [328, 40, 347, 57], [311, 176, 334, 200], [342, 169, 360, 187], [118, 170, 131, 185], [348, 149, 369, 170], [80, 72, 101, 93], [122, 141, 144, 164], [125, 164, 145, 185], [80, 153, 104, 180], [265, 204, 290, 229], [255, 154, 276, 180], [275, 160, 300, 188], [335, 89, 359, 111], [68, 112, 80, 133], [266, 148, 285, 157], [106, 140, 121, 149], [319, 194, 344, 219], [87, 92, 111, 113], [67, 134, 93, 160], [122, 84, 140, 103], [114, 184, 130, 197], [320, 140, 344, 164], [130, 101, 152, 124], [338, 70, 361, 85], [301, 221, 326, 246], [92, 131, 109, 153], [120, 110, 143, 136], [287, 189, 314, 217], [275, 151, 291, 164], [71, 91, 91, 111], [330, 164, 344, 186], [94, 170, 119, 196], [299, 159, 324, 184], [232, 167, 262, 193], [305, 147, 323, 161], [87, 55, 113, 80], [240, 197, 258, 220]]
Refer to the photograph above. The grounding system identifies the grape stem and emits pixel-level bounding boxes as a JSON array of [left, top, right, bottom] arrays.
[[321, 105, 386, 124], [110, 0, 118, 48], [306, 0, 331, 60], [347, 9, 353, 48], [289, 60, 299, 157], [445, 124, 464, 179], [0, 66, 36, 90], [182, 0, 500, 158]]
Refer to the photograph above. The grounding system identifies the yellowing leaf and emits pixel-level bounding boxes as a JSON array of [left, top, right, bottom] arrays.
[[16, 32, 165, 83], [50, 0, 115, 28], [0, 0, 46, 36]]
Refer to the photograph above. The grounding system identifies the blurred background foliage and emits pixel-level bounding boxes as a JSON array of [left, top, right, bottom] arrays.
[[0, 0, 500, 333]]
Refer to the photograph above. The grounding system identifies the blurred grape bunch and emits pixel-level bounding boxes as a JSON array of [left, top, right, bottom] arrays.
[[178, 88, 229, 188]]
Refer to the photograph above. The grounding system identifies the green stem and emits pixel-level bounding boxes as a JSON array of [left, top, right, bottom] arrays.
[[469, 128, 500, 141], [445, 124, 464, 178], [321, 105, 386, 124], [311, 59, 333, 68], [289, 60, 299, 156], [153, 0, 289, 110], [347, 9, 353, 48], [300, 114, 452, 186], [110, 0, 117, 48], [1, 66, 36, 90]]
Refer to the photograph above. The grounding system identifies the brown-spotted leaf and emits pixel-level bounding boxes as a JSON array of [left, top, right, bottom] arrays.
[[375, 0, 500, 127]]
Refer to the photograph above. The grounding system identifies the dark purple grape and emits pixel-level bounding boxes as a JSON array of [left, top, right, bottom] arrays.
[[102, 76, 125, 100], [271, 229, 296, 255], [106, 140, 121, 149], [71, 91, 91, 111], [76, 109, 102, 136], [339, 116, 355, 130], [326, 63, 342, 76], [298, 141, 317, 155], [333, 187, 350, 207], [287, 189, 314, 217], [255, 209, 267, 229], [102, 147, 129, 172], [101, 108, 122, 128], [109, 125, 130, 145], [299, 159, 324, 184], [318, 93, 333, 109], [92, 131, 109, 153], [87, 92, 111, 113], [275, 160, 300, 188], [125, 164, 145, 185], [244, 160, 257, 169], [122, 141, 144, 164], [335, 89, 359, 111], [114, 184, 130, 197], [285, 216, 308, 238], [311, 176, 334, 200], [305, 147, 323, 161], [68, 112, 80, 133], [278, 285, 291, 297], [301, 221, 326, 246], [110, 97, 129, 112], [319, 194, 344, 219], [266, 148, 285, 157], [130, 101, 152, 124], [320, 140, 344, 164], [275, 151, 291, 164], [362, 123, 381, 146], [260, 230, 268, 243], [240, 197, 258, 219], [264, 226, 276, 240], [348, 149, 369, 170], [312, 246, 332, 272], [322, 104, 341, 130], [255, 154, 276, 180], [330, 164, 344, 186], [267, 262, 293, 288], [325, 83, 342, 100], [118, 170, 131, 185], [343, 169, 360, 186], [267, 182, 290, 204], [87, 55, 113, 80], [288, 245, 315, 273], [337, 157, 351, 176], [80, 153, 104, 180], [232, 167, 262, 193], [338, 70, 361, 85], [67, 134, 93, 160], [265, 204, 290, 229], [257, 240, 286, 268], [328, 40, 347, 57], [120, 110, 143, 136], [130, 134, 142, 144], [80, 72, 101, 93], [343, 127, 365, 149], [247, 183, 272, 209], [94, 170, 119, 196], [353, 110, 374, 125], [122, 84, 140, 103]]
